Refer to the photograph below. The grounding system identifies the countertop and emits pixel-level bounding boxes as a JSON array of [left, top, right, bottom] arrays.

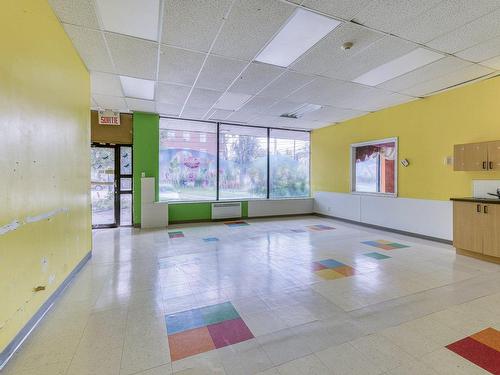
[[451, 197, 500, 204]]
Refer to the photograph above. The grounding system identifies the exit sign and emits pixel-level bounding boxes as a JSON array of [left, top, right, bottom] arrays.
[[98, 110, 120, 125]]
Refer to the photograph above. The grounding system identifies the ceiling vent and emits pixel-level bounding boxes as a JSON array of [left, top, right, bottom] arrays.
[[280, 103, 322, 119]]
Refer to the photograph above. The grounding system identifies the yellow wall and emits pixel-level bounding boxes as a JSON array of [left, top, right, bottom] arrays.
[[312, 76, 500, 201], [0, 0, 91, 352]]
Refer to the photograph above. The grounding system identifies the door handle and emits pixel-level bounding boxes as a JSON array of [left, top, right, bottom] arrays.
[[483, 161, 487, 169], [477, 204, 481, 213], [489, 161, 494, 170], [484, 205, 488, 214]]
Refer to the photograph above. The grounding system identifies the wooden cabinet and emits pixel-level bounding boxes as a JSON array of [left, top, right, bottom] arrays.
[[453, 140, 499, 171], [453, 201, 500, 260]]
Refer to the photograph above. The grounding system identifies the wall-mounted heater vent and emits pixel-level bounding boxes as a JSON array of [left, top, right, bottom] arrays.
[[211, 202, 242, 219]]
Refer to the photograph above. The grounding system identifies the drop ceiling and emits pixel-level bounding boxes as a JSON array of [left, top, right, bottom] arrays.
[[49, 0, 500, 130]]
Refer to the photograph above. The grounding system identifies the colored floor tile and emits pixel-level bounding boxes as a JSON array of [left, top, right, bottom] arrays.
[[203, 237, 219, 242], [446, 336, 500, 374], [165, 308, 205, 335], [318, 259, 345, 268], [471, 328, 500, 352], [363, 252, 391, 260], [307, 225, 335, 231], [315, 269, 345, 280], [207, 318, 254, 349], [198, 301, 240, 325], [333, 265, 357, 276], [291, 229, 307, 233], [224, 220, 249, 227], [168, 326, 215, 362], [169, 231, 184, 239], [361, 240, 409, 250], [312, 262, 327, 271]]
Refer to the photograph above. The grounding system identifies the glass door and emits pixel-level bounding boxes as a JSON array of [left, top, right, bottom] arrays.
[[91, 144, 133, 228], [91, 146, 117, 227]]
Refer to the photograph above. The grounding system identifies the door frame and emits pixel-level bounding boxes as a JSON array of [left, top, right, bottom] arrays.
[[91, 143, 133, 229]]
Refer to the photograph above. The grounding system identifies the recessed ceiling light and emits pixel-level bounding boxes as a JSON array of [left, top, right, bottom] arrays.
[[281, 103, 322, 119], [353, 48, 444, 86], [95, 0, 160, 41], [213, 92, 252, 110], [119, 76, 155, 100], [255, 8, 341, 67]]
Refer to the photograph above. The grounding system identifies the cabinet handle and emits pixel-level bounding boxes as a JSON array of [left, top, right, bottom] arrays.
[[477, 204, 481, 213], [489, 161, 494, 170], [483, 161, 487, 169], [484, 205, 488, 214]]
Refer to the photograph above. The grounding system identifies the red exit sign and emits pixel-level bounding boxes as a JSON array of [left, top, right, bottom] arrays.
[[98, 110, 120, 125]]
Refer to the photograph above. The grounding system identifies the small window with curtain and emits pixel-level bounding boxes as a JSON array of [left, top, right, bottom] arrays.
[[351, 138, 397, 196]]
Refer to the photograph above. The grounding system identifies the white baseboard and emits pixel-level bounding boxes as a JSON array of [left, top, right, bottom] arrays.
[[313, 192, 452, 241]]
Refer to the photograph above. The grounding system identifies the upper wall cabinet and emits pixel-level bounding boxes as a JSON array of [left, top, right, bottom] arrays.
[[454, 140, 500, 171]]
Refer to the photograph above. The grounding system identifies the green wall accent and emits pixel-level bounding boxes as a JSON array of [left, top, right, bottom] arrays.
[[133, 112, 159, 224], [169, 203, 211, 223], [242, 201, 248, 218]]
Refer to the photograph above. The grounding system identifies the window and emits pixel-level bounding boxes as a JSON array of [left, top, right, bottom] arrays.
[[270, 129, 310, 198], [351, 138, 397, 196], [158, 118, 311, 201], [159, 119, 217, 201], [219, 124, 267, 199]]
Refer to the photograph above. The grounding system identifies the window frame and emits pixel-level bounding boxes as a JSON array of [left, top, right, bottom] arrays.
[[350, 137, 398, 198], [158, 116, 311, 202]]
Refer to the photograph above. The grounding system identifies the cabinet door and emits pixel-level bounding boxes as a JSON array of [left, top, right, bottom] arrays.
[[482, 204, 500, 258], [453, 144, 466, 171], [453, 201, 482, 253], [464, 143, 488, 171], [487, 141, 500, 171]]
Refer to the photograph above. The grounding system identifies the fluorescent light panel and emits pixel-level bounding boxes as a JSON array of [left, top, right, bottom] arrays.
[[354, 48, 444, 86], [120, 76, 155, 100], [255, 8, 341, 67], [95, 0, 160, 41], [282, 103, 322, 118], [213, 92, 252, 110]]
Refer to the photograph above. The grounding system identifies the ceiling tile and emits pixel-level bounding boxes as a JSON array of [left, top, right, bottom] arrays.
[[426, 8, 500, 54], [93, 94, 128, 111], [182, 106, 209, 119], [95, 0, 160, 41], [63, 24, 115, 73], [264, 100, 302, 116], [378, 56, 472, 92], [225, 110, 258, 123], [185, 88, 223, 108], [290, 22, 384, 76], [259, 71, 315, 99], [211, 0, 295, 60], [301, 0, 373, 20], [48, 0, 99, 28], [352, 0, 442, 34], [195, 55, 247, 91], [162, 0, 232, 52], [393, 0, 500, 43], [286, 77, 351, 106], [401, 64, 494, 96], [126, 98, 156, 112], [90, 72, 123, 96], [456, 36, 500, 62], [105, 33, 158, 79], [209, 109, 233, 121], [229, 62, 285, 95], [322, 36, 417, 81], [156, 102, 182, 116], [157, 83, 191, 104], [158, 45, 205, 85], [237, 96, 277, 114], [481, 55, 500, 70], [301, 106, 367, 122]]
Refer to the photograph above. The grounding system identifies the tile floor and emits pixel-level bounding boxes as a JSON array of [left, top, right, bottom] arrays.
[[3, 215, 500, 375]]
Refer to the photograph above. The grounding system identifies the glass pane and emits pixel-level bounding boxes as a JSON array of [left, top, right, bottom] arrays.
[[120, 194, 132, 226], [219, 124, 267, 199], [91, 147, 115, 225], [120, 178, 132, 191], [159, 118, 217, 201], [354, 141, 396, 194], [269, 130, 310, 198], [120, 146, 132, 175]]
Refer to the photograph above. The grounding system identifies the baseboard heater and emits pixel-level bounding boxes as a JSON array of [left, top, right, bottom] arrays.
[[211, 202, 242, 219]]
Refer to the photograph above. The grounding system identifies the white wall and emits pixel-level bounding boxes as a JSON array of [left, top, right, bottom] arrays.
[[248, 198, 314, 217], [314, 192, 452, 240]]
